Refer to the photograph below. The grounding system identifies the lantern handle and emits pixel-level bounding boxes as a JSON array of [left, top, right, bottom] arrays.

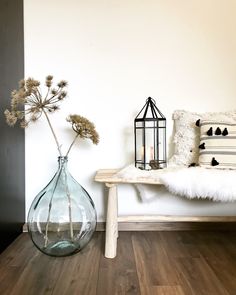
[[146, 97, 156, 104]]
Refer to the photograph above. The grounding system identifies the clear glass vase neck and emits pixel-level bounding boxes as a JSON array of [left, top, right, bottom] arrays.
[[58, 156, 68, 168]]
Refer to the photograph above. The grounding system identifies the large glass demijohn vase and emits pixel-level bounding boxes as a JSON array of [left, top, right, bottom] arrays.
[[27, 156, 97, 257]]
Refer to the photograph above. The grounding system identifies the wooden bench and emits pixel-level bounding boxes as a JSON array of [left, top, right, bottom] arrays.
[[95, 169, 236, 258]]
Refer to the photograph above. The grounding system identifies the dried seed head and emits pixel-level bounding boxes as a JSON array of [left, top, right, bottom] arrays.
[[20, 120, 28, 128], [11, 90, 17, 98], [57, 80, 68, 88], [67, 114, 99, 145], [30, 115, 38, 122], [58, 91, 67, 100], [45, 75, 53, 87], [4, 110, 18, 126], [46, 80, 52, 87], [26, 78, 40, 89], [18, 79, 25, 89], [46, 75, 53, 81], [52, 105, 59, 111], [51, 88, 57, 95]]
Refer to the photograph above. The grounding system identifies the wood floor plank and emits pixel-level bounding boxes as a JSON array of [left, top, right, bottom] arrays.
[[0, 234, 41, 295], [175, 256, 230, 295], [0, 233, 35, 267], [96, 232, 141, 295], [166, 232, 231, 295], [158, 231, 201, 258], [8, 250, 62, 295], [0, 265, 22, 295], [217, 231, 236, 258], [51, 232, 103, 295], [194, 232, 236, 295], [151, 285, 185, 295], [132, 232, 180, 293]]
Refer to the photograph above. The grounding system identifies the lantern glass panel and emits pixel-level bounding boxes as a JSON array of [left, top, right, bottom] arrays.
[[158, 120, 166, 128], [144, 127, 155, 169], [157, 125, 166, 168], [136, 121, 144, 128], [145, 121, 154, 128], [145, 122, 156, 158], [135, 127, 143, 162]]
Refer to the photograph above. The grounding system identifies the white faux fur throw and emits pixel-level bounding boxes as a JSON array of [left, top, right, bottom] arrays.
[[115, 164, 236, 202], [160, 167, 236, 202], [113, 164, 166, 182]]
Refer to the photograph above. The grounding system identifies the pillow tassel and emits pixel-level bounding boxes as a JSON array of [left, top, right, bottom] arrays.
[[215, 127, 221, 135], [188, 163, 197, 167], [207, 127, 213, 136], [222, 128, 228, 136], [195, 119, 200, 127], [211, 157, 219, 166], [199, 143, 205, 149]]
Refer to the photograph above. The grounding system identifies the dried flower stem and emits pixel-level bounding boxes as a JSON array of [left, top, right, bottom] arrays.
[[64, 169, 74, 240], [65, 133, 79, 157], [42, 109, 62, 157]]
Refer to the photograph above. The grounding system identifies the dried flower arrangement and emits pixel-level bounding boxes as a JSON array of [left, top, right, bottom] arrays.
[[4, 76, 99, 255], [4, 75, 99, 156]]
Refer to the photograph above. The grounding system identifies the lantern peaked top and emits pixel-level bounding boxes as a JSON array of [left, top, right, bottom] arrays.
[[135, 97, 165, 122]]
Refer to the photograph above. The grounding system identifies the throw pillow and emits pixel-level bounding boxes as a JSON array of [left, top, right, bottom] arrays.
[[169, 110, 236, 166], [198, 120, 236, 169]]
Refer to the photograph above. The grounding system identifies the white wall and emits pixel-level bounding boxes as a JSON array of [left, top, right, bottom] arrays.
[[24, 0, 236, 221]]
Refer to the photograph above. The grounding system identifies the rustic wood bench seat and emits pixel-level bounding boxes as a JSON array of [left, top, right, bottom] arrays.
[[94, 169, 236, 258]]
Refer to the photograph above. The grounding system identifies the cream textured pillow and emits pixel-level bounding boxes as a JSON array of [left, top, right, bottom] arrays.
[[198, 121, 236, 169], [169, 110, 236, 166]]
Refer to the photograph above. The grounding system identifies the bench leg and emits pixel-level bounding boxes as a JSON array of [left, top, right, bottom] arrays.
[[105, 183, 118, 258]]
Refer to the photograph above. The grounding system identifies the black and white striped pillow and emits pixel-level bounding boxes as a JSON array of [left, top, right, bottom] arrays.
[[198, 120, 236, 169]]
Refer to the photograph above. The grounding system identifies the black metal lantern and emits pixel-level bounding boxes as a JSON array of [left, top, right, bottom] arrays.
[[134, 97, 166, 170]]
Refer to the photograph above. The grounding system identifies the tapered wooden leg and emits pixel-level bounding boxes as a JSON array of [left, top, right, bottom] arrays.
[[105, 183, 118, 258]]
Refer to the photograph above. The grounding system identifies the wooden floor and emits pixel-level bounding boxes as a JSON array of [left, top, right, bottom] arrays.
[[0, 231, 236, 295]]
